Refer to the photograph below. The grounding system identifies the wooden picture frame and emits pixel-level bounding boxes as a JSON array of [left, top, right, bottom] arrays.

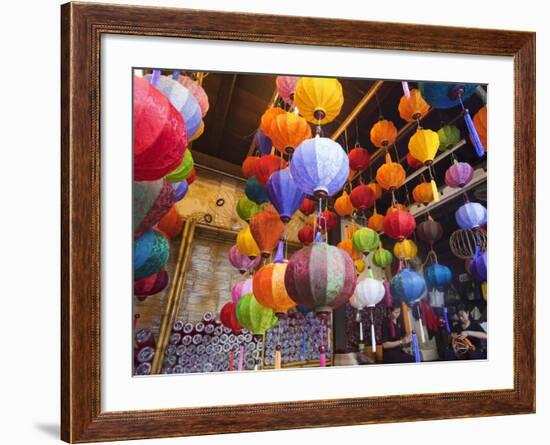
[[61, 2, 535, 442]]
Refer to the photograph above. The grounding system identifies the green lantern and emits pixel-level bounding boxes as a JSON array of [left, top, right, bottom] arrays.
[[236, 293, 278, 335], [373, 247, 393, 268], [352, 228, 380, 254], [165, 149, 194, 183], [437, 125, 461, 152], [236, 196, 264, 222]]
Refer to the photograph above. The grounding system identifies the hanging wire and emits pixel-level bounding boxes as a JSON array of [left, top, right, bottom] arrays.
[[355, 117, 361, 147], [375, 92, 383, 120]]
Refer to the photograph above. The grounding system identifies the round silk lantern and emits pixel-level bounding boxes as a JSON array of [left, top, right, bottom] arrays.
[[390, 268, 426, 305], [455, 202, 487, 229], [334, 191, 354, 217], [236, 293, 278, 335], [398, 89, 430, 122], [236, 195, 263, 222], [172, 180, 189, 201], [352, 228, 380, 254], [473, 105, 487, 150], [290, 137, 349, 198], [158, 206, 185, 239], [418, 82, 477, 109], [406, 153, 423, 169], [445, 161, 474, 188], [416, 218, 444, 245], [368, 210, 384, 232], [134, 229, 170, 281], [267, 168, 306, 222], [284, 243, 357, 309], [408, 129, 440, 165], [350, 183, 376, 211], [245, 177, 269, 204], [133, 76, 187, 181], [276, 76, 300, 105], [165, 149, 194, 183], [438, 125, 461, 151], [353, 277, 385, 308], [298, 225, 315, 245], [228, 244, 261, 274], [260, 107, 286, 135], [242, 156, 260, 179], [134, 270, 169, 297], [249, 209, 285, 257], [294, 77, 344, 125], [254, 154, 287, 186], [424, 264, 452, 290], [412, 181, 434, 204], [299, 198, 316, 216], [133, 179, 176, 238], [348, 146, 371, 172], [269, 112, 312, 154], [373, 247, 393, 269], [383, 210, 416, 241], [354, 259, 366, 274], [470, 249, 487, 282], [189, 120, 204, 142], [337, 239, 362, 261], [376, 153, 406, 191], [367, 182, 383, 200], [253, 263, 296, 313], [176, 75, 209, 117], [254, 130, 273, 156], [231, 278, 253, 304], [370, 119, 398, 149], [386, 203, 407, 215], [236, 226, 261, 258], [393, 239, 418, 260], [220, 301, 242, 333], [317, 210, 338, 233]]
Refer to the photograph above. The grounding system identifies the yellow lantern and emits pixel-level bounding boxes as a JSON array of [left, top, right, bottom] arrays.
[[408, 129, 441, 202], [334, 191, 354, 217], [481, 282, 487, 301], [294, 77, 344, 125], [393, 239, 418, 260], [354, 259, 366, 274], [236, 226, 260, 258], [398, 89, 430, 122], [370, 119, 398, 149]]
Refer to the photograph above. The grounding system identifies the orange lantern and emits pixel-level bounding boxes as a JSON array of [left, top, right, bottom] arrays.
[[386, 203, 407, 215], [249, 208, 285, 257], [337, 238, 362, 261], [412, 181, 434, 204], [269, 112, 312, 154], [376, 153, 406, 191], [158, 206, 185, 239], [398, 89, 430, 122], [260, 107, 286, 136], [253, 262, 296, 313], [242, 156, 260, 179], [367, 182, 382, 200], [368, 209, 384, 232], [334, 190, 354, 217], [473, 105, 487, 150], [370, 119, 398, 149]]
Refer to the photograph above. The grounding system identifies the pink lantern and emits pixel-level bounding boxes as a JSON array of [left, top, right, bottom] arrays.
[[231, 278, 253, 304], [276, 76, 300, 105], [176, 75, 209, 117], [445, 161, 474, 188], [228, 245, 261, 274]]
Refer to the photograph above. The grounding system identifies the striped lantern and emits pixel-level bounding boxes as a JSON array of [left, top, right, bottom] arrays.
[[134, 229, 170, 281], [266, 168, 305, 222], [133, 179, 176, 238], [253, 262, 296, 314], [455, 202, 487, 229]]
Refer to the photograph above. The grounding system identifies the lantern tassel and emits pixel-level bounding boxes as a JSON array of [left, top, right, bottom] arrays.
[[430, 179, 440, 202], [274, 347, 282, 369], [172, 70, 180, 80], [358, 312, 364, 344], [464, 108, 485, 157], [229, 351, 234, 371], [442, 305, 451, 334], [412, 332, 421, 363], [150, 69, 161, 87], [301, 328, 307, 360], [274, 239, 285, 263], [319, 350, 327, 367], [238, 345, 244, 371], [402, 81, 411, 98], [418, 313, 426, 344], [371, 319, 376, 354]]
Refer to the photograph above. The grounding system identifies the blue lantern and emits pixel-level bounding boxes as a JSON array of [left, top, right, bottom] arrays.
[[455, 202, 487, 229], [390, 268, 426, 305], [245, 176, 269, 204], [267, 168, 305, 223], [418, 82, 478, 109], [470, 249, 487, 282], [134, 229, 170, 280], [424, 264, 453, 290], [290, 137, 349, 198], [171, 180, 188, 201], [254, 130, 273, 156]]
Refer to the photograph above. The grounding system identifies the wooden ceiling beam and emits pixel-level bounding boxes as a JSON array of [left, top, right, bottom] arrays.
[[203, 74, 237, 153], [246, 88, 279, 157]]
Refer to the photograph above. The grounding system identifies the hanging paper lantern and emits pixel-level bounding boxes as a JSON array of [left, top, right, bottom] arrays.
[[245, 176, 269, 204], [353, 277, 385, 307], [186, 168, 196, 185], [373, 248, 393, 269], [418, 82, 477, 109], [133, 179, 176, 238], [390, 268, 426, 305], [172, 180, 189, 201], [334, 191, 354, 217], [284, 243, 357, 309], [269, 112, 312, 155], [260, 107, 286, 135], [236, 293, 278, 335], [176, 75, 209, 117], [376, 153, 406, 191], [470, 250, 487, 282], [254, 130, 273, 156], [249, 208, 285, 257], [299, 198, 316, 216], [406, 153, 423, 169], [254, 154, 287, 186], [253, 263, 296, 313], [133, 76, 187, 181], [165, 149, 194, 183], [134, 229, 170, 281], [298, 225, 315, 245], [236, 195, 263, 222], [416, 219, 444, 245], [158, 206, 185, 239], [231, 278, 253, 304], [386, 203, 407, 215], [408, 129, 440, 165], [393, 239, 418, 260], [189, 120, 204, 142], [337, 239, 362, 261], [266, 168, 306, 222], [455, 202, 488, 229], [242, 156, 260, 179], [412, 181, 434, 204], [367, 182, 382, 200], [368, 210, 385, 232], [350, 183, 376, 211], [438, 125, 461, 151], [236, 226, 261, 258], [348, 147, 371, 172], [316, 210, 338, 233], [352, 228, 380, 254], [134, 270, 169, 297], [294, 77, 344, 125], [473, 105, 487, 150], [445, 161, 474, 188], [290, 137, 349, 198], [370, 120, 398, 149], [220, 301, 242, 333], [424, 264, 452, 290], [228, 244, 260, 274], [398, 89, 430, 122], [354, 259, 366, 274], [383, 210, 416, 241], [276, 76, 300, 105]]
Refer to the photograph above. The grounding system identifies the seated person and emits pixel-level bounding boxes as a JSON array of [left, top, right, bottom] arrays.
[[445, 304, 487, 360], [381, 305, 415, 364]]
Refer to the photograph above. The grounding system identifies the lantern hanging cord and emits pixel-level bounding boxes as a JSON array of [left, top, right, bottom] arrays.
[[355, 118, 360, 147], [375, 92, 383, 120]]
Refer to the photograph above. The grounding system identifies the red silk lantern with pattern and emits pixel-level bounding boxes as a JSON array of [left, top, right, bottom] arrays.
[[254, 154, 287, 186], [220, 301, 242, 333], [370, 120, 398, 148], [242, 156, 260, 179], [253, 263, 296, 313], [298, 225, 315, 245], [348, 147, 371, 171], [350, 183, 376, 211], [249, 208, 285, 257], [299, 198, 316, 216], [383, 210, 416, 241]]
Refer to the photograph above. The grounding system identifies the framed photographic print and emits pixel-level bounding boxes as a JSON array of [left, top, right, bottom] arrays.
[[61, 1, 535, 442]]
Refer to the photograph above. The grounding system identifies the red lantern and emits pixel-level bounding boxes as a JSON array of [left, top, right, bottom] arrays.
[[186, 168, 196, 185], [254, 154, 287, 186], [383, 210, 416, 241], [299, 198, 316, 216], [220, 301, 242, 333], [348, 146, 371, 171], [316, 210, 338, 232], [298, 225, 315, 245], [242, 156, 260, 178], [406, 153, 423, 169], [349, 183, 375, 211]]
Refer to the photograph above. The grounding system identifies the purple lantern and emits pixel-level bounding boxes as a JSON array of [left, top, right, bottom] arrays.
[[231, 278, 253, 304], [228, 245, 261, 274], [290, 137, 349, 198], [445, 161, 474, 188], [254, 130, 273, 156], [266, 168, 305, 223], [470, 249, 487, 282], [455, 202, 487, 229], [171, 180, 189, 201]]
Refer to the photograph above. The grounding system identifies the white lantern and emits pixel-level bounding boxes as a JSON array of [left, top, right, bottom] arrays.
[[350, 274, 385, 353]]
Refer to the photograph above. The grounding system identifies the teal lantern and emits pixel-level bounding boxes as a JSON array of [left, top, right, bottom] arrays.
[[390, 268, 426, 305], [134, 229, 170, 280], [424, 264, 453, 290]]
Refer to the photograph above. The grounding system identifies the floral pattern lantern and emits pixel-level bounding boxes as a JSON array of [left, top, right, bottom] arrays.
[[334, 191, 354, 217], [438, 125, 461, 151], [134, 229, 170, 281], [298, 225, 315, 245], [254, 154, 287, 187], [350, 183, 376, 211], [398, 89, 430, 122], [393, 239, 418, 260], [249, 208, 285, 257], [370, 120, 398, 149], [352, 228, 380, 254], [220, 301, 242, 333], [242, 156, 260, 179], [383, 210, 416, 241], [376, 153, 406, 191], [455, 202, 487, 229], [276, 76, 300, 105], [245, 176, 269, 204], [166, 149, 194, 183], [266, 168, 305, 222], [236, 293, 278, 335], [348, 146, 371, 172], [134, 270, 169, 297], [236, 226, 261, 258], [228, 244, 261, 274], [445, 161, 474, 188], [390, 268, 426, 305], [294, 77, 344, 125], [269, 112, 312, 154], [253, 262, 296, 314], [133, 179, 175, 238]]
